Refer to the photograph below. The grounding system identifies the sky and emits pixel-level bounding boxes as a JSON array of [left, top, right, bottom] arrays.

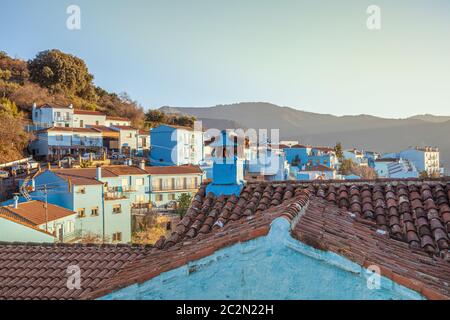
[[1, 0, 450, 118]]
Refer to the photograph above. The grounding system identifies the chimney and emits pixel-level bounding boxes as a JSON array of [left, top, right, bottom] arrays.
[[47, 162, 51, 170], [96, 165, 102, 181], [13, 196, 19, 209], [68, 104, 73, 109], [32, 102, 36, 110], [139, 160, 146, 170]]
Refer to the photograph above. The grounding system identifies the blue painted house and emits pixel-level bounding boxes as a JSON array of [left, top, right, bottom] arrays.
[[284, 145, 337, 169], [5, 165, 151, 243], [150, 124, 204, 166]]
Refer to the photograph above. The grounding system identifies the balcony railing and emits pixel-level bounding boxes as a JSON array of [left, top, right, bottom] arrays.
[[72, 139, 103, 147], [105, 191, 128, 200], [151, 184, 199, 192]]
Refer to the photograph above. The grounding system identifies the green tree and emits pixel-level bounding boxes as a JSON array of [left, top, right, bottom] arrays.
[[339, 159, 354, 175], [0, 98, 20, 117], [176, 193, 193, 218], [145, 109, 167, 124], [334, 142, 344, 161], [28, 49, 96, 100], [419, 170, 429, 179]]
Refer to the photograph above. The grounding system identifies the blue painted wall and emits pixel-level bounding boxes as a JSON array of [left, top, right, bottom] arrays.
[[150, 125, 177, 166], [101, 218, 423, 300]]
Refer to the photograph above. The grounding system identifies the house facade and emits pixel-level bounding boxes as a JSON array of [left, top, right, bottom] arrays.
[[150, 124, 204, 166], [73, 110, 107, 127], [145, 165, 204, 207], [284, 145, 337, 169], [0, 199, 78, 243], [30, 127, 103, 160], [374, 158, 419, 179], [31, 103, 74, 130], [105, 116, 131, 127], [293, 164, 337, 180]]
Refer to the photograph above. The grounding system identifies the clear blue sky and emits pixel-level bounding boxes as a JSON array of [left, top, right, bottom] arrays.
[[1, 0, 450, 117]]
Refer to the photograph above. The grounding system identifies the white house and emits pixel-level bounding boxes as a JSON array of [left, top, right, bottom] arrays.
[[343, 149, 368, 166], [398, 147, 440, 176], [73, 110, 107, 128], [30, 127, 103, 160], [105, 116, 132, 127], [111, 126, 139, 156], [31, 103, 74, 130]]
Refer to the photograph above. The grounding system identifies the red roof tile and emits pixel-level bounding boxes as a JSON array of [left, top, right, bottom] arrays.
[[1, 201, 76, 226], [2, 179, 450, 300], [73, 110, 105, 116], [106, 116, 130, 122], [0, 244, 150, 300], [144, 165, 203, 175]]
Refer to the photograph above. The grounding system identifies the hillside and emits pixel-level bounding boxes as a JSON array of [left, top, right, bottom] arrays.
[[160, 102, 450, 172]]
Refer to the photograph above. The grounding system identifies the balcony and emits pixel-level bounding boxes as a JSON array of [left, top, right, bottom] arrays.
[[151, 184, 199, 192], [72, 139, 103, 147], [105, 190, 128, 200]]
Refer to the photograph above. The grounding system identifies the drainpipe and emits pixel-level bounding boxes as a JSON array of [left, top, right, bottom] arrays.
[[101, 185, 106, 243]]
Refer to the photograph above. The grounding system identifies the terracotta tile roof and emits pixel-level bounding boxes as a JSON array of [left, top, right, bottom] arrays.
[[46, 166, 148, 185], [144, 165, 203, 175], [36, 104, 71, 109], [73, 110, 105, 116], [138, 129, 149, 135], [37, 127, 101, 134], [303, 164, 335, 172], [2, 179, 450, 300], [1, 201, 76, 226], [106, 116, 130, 122], [308, 181, 450, 257], [0, 243, 151, 300], [103, 165, 147, 176], [111, 125, 137, 131], [293, 195, 450, 300], [88, 125, 117, 133], [0, 212, 55, 237]]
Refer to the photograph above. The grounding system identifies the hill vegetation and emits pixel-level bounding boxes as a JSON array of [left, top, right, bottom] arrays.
[[0, 49, 195, 163]]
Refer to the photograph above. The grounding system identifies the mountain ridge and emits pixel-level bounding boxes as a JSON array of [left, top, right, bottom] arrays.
[[160, 102, 450, 172]]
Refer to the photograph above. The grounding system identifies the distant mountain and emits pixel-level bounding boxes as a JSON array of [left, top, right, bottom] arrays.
[[407, 114, 450, 123], [160, 102, 450, 172]]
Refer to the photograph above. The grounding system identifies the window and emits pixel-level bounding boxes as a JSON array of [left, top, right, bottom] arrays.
[[112, 232, 122, 242], [91, 207, 99, 216], [56, 135, 63, 141], [34, 111, 38, 118], [135, 178, 144, 186], [66, 221, 75, 233], [127, 133, 132, 138], [155, 194, 163, 202], [95, 121, 99, 125], [121, 178, 128, 186], [112, 204, 122, 214], [77, 208, 85, 218], [168, 194, 176, 201], [194, 177, 199, 188]]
